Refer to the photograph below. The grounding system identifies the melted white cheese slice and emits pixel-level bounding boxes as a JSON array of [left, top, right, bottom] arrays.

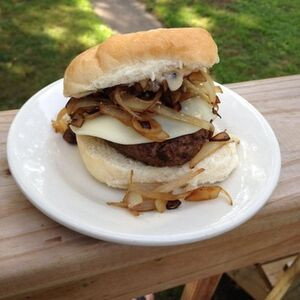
[[71, 97, 214, 145]]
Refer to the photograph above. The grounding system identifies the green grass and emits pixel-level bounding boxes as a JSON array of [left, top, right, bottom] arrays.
[[143, 0, 300, 84], [0, 0, 112, 110]]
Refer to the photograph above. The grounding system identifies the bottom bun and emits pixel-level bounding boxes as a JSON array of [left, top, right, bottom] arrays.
[[76, 135, 239, 189]]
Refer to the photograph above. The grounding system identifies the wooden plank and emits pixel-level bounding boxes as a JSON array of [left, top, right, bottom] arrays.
[[266, 256, 300, 300], [228, 255, 299, 299], [262, 256, 297, 287], [1, 199, 300, 300], [228, 265, 271, 300], [0, 76, 300, 299], [226, 74, 300, 89], [181, 275, 221, 300]]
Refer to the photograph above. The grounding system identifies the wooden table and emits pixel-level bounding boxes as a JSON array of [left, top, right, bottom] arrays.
[[1, 75, 300, 300]]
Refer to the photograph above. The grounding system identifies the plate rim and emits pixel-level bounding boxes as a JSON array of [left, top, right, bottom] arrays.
[[7, 79, 281, 246]]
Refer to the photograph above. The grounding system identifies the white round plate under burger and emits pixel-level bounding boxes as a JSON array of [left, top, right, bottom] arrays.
[[7, 79, 281, 246]]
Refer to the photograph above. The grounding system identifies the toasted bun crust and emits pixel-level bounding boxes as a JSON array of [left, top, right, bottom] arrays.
[[64, 28, 219, 97], [76, 135, 238, 189]]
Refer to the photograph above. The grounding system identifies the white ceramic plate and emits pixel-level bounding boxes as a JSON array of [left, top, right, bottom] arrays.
[[7, 79, 281, 246]]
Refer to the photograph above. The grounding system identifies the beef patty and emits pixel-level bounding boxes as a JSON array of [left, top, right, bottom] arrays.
[[108, 129, 212, 167]]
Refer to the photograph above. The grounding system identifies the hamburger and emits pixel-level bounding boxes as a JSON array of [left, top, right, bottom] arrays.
[[53, 28, 239, 213]]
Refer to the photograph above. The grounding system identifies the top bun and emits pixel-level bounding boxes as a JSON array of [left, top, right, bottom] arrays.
[[64, 28, 219, 97]]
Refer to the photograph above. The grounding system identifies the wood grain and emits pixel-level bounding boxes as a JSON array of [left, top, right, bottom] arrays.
[[228, 265, 271, 299], [0, 76, 300, 299], [266, 255, 300, 300], [262, 255, 297, 287], [227, 255, 300, 299]]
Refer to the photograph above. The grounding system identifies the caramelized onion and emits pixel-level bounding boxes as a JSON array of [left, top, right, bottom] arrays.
[[126, 191, 143, 209], [83, 111, 102, 120], [154, 199, 167, 213], [171, 89, 194, 104], [99, 103, 132, 127], [201, 69, 217, 104], [212, 105, 221, 118], [100, 103, 169, 142], [184, 69, 218, 105], [70, 113, 84, 127], [215, 86, 223, 94], [131, 118, 160, 134], [188, 71, 206, 82], [73, 106, 99, 115], [129, 210, 140, 216], [56, 107, 68, 121], [203, 81, 215, 102], [52, 108, 69, 133], [146, 90, 162, 110], [210, 131, 230, 142], [123, 96, 151, 112], [112, 88, 141, 119], [133, 199, 156, 211], [183, 79, 210, 102], [153, 104, 214, 132], [129, 185, 190, 201], [189, 140, 231, 168], [107, 201, 128, 208], [185, 186, 233, 205], [143, 130, 170, 142], [67, 105, 101, 128], [122, 91, 161, 112], [129, 169, 133, 185], [66, 97, 99, 115], [175, 90, 195, 103], [107, 168, 234, 215], [131, 116, 169, 142]]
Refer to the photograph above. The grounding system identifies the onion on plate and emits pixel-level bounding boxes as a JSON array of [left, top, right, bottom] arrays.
[[186, 186, 233, 205], [107, 168, 233, 215], [189, 140, 232, 168]]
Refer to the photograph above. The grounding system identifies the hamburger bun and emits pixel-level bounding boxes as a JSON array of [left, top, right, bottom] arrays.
[[64, 28, 219, 97], [77, 135, 239, 189]]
